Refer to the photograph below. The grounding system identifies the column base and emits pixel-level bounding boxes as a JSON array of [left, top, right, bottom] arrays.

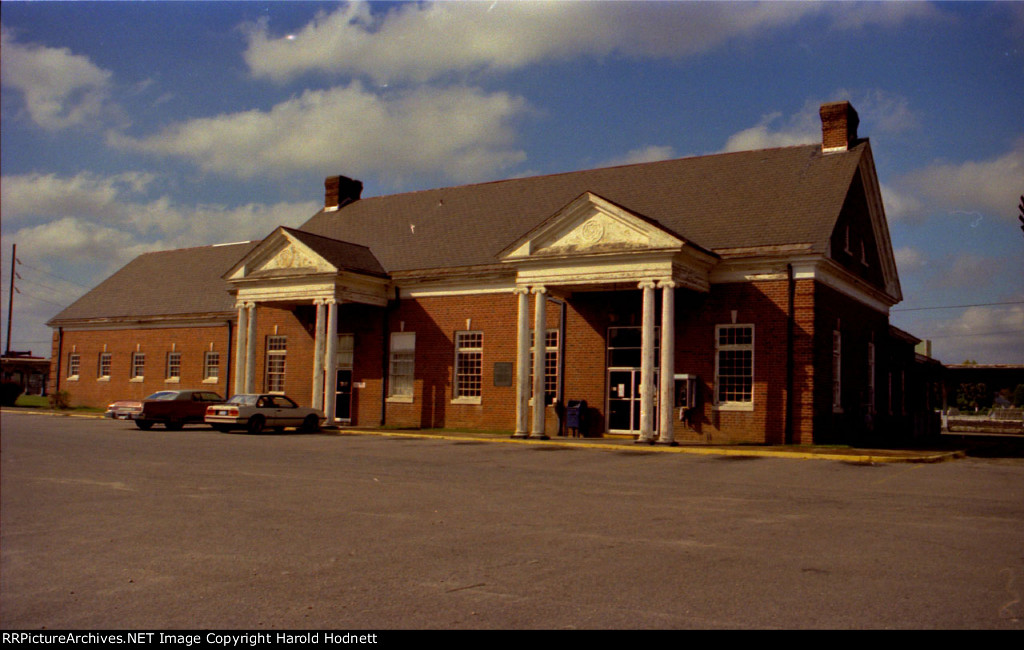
[[511, 432, 529, 439], [529, 434, 550, 440], [657, 439, 679, 446], [634, 436, 656, 445]]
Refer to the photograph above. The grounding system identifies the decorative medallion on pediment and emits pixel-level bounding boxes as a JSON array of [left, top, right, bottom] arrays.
[[263, 244, 318, 271]]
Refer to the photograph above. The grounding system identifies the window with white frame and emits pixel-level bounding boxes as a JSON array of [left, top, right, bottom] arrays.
[[832, 330, 842, 412], [98, 352, 111, 379], [453, 331, 483, 400], [131, 352, 145, 379], [166, 351, 181, 381], [265, 336, 286, 393], [203, 351, 219, 381], [388, 332, 415, 400], [67, 353, 81, 379], [715, 324, 753, 407], [867, 342, 876, 414], [530, 329, 559, 404]]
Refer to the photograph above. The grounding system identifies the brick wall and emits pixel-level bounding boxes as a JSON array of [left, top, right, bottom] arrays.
[[49, 322, 234, 408]]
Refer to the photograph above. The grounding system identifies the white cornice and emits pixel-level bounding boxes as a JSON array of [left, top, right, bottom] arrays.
[[52, 314, 235, 331]]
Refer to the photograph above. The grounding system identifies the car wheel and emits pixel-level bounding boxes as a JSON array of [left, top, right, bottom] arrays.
[[300, 414, 321, 433], [135, 420, 154, 431], [247, 415, 266, 435], [165, 420, 184, 431]]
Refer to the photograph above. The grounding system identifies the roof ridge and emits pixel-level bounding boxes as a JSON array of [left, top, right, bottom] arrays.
[[353, 143, 825, 202]]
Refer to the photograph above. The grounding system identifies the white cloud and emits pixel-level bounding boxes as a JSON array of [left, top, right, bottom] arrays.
[[0, 172, 157, 227], [721, 111, 818, 153], [243, 2, 941, 84], [880, 182, 923, 222], [242, 1, 826, 83], [720, 89, 920, 154], [893, 246, 927, 273], [927, 305, 1024, 365], [109, 83, 529, 185], [2, 171, 317, 272], [599, 145, 677, 169], [0, 27, 118, 130], [897, 141, 1024, 220]]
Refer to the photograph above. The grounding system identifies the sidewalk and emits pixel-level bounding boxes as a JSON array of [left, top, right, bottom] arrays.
[[332, 426, 965, 464], [1, 406, 966, 464]]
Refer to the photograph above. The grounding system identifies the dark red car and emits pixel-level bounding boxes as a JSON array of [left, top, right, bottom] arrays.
[[106, 389, 224, 430]]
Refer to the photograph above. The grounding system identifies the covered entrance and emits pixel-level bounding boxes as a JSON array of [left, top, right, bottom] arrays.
[[222, 226, 390, 424], [499, 191, 717, 443]]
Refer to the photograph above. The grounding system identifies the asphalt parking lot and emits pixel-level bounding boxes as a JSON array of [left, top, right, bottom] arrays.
[[2, 411, 1022, 629]]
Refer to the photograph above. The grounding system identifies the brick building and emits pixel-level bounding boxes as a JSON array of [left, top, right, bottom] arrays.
[[48, 101, 928, 444]]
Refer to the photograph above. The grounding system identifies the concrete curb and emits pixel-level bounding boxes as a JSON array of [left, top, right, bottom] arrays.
[[2, 407, 965, 464], [334, 428, 966, 464]]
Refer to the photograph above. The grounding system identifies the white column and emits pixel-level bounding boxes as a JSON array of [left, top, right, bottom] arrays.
[[323, 300, 339, 422], [657, 281, 677, 445], [244, 302, 257, 393], [637, 281, 657, 443], [514, 287, 530, 438], [311, 299, 327, 411], [233, 302, 248, 396], [530, 286, 549, 439]]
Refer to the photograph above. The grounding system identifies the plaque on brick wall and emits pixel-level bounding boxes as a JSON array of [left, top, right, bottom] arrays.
[[493, 362, 513, 387]]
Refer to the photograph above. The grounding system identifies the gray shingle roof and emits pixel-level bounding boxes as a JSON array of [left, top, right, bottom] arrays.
[[49, 142, 868, 323], [299, 142, 865, 272], [282, 227, 387, 277], [48, 241, 258, 325]]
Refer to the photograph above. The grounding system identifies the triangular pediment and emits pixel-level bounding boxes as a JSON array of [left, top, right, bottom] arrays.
[[224, 227, 337, 282], [499, 192, 686, 261]]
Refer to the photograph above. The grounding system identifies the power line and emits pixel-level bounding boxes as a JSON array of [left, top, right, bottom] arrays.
[[14, 260, 92, 290], [923, 329, 1024, 340], [892, 301, 1024, 313]]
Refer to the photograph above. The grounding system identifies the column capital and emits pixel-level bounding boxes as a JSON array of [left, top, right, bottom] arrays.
[[313, 298, 326, 306], [235, 301, 247, 310], [244, 301, 257, 310], [531, 285, 547, 295], [513, 286, 530, 296], [638, 280, 657, 290], [657, 279, 677, 290]]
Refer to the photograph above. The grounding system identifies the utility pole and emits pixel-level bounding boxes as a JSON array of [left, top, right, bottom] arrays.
[[1018, 194, 1024, 239], [6, 243, 17, 356]]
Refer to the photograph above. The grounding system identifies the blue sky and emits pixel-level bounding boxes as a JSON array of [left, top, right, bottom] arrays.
[[2, 1, 1022, 364]]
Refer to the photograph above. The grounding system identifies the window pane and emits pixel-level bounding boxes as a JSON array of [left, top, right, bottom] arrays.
[[715, 325, 753, 404], [455, 332, 482, 398], [389, 332, 415, 398]]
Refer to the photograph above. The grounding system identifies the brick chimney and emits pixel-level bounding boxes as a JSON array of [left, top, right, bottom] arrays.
[[324, 175, 363, 211], [819, 101, 860, 153]]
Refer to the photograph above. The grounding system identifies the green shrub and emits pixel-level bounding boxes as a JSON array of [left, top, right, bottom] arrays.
[[0, 382, 23, 406], [48, 390, 71, 410]]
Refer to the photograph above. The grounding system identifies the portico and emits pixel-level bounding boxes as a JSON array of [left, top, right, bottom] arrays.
[[499, 192, 718, 442], [223, 227, 389, 421]]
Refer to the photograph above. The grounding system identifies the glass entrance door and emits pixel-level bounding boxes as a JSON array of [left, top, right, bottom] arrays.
[[606, 327, 658, 435], [607, 368, 657, 434], [335, 369, 352, 422]]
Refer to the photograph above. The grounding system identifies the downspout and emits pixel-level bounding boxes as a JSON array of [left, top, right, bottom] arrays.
[[380, 286, 398, 427], [54, 327, 64, 395], [785, 264, 795, 444]]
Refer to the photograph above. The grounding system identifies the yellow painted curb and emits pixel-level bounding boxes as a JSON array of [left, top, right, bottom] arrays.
[[335, 428, 964, 463]]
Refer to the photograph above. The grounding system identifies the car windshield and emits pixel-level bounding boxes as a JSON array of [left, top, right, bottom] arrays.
[[145, 391, 179, 401], [227, 395, 258, 406]]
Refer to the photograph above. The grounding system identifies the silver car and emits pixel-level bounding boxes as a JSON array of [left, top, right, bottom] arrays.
[[205, 394, 324, 434]]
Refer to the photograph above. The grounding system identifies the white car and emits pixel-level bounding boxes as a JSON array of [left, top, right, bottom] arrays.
[[205, 394, 324, 434]]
